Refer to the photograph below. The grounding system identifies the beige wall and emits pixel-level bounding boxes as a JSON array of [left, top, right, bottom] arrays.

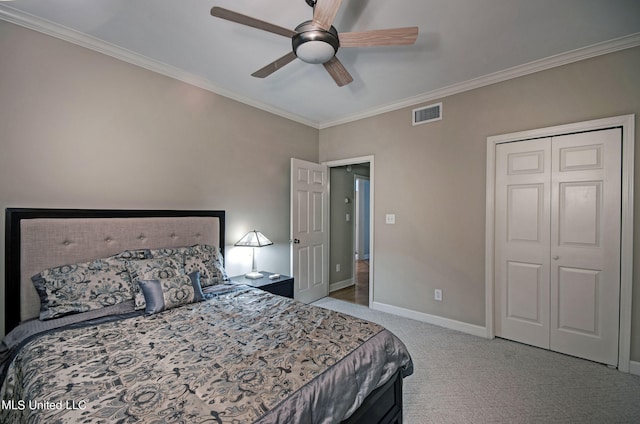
[[319, 47, 640, 362], [0, 21, 319, 336], [2, 19, 639, 365]]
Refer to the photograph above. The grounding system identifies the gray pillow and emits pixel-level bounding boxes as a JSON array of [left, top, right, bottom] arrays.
[[126, 256, 184, 310], [138, 272, 204, 315]]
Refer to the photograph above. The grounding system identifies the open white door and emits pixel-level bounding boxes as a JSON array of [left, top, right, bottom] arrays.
[[291, 158, 329, 303]]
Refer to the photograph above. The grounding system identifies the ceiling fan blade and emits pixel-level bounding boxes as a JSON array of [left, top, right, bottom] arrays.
[[312, 0, 343, 30], [211, 7, 296, 38], [339, 27, 419, 47], [251, 52, 298, 78], [323, 57, 353, 87]]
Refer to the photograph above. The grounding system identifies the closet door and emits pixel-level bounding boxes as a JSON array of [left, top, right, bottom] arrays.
[[494, 138, 552, 349], [495, 128, 622, 366], [550, 129, 621, 366]]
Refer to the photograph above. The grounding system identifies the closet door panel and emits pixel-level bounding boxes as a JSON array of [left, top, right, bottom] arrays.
[[494, 139, 551, 349], [550, 129, 621, 366]]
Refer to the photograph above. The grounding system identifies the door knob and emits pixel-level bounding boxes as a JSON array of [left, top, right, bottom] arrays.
[[291, 238, 300, 244], [553, 255, 560, 260]]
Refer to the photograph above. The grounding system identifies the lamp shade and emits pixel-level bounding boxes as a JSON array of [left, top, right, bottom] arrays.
[[234, 230, 273, 248]]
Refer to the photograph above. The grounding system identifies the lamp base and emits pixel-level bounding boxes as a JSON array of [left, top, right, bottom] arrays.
[[244, 271, 264, 280]]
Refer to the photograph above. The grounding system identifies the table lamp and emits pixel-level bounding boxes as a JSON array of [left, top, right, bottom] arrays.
[[234, 230, 273, 279]]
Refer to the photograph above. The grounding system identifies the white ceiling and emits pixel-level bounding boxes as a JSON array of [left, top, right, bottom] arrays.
[[2, 0, 639, 128]]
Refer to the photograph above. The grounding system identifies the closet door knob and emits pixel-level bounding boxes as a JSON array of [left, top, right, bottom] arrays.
[[552, 255, 560, 260]]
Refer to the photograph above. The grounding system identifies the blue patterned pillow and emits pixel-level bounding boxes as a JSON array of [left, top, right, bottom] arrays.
[[138, 272, 204, 315], [31, 249, 148, 320], [126, 257, 183, 310], [183, 245, 228, 287], [147, 247, 187, 260]]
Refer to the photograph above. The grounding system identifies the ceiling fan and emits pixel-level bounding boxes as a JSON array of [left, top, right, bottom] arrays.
[[210, 0, 419, 87]]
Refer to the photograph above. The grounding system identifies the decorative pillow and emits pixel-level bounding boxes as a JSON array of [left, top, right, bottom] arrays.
[[183, 244, 228, 288], [147, 247, 186, 264], [126, 257, 183, 310], [138, 272, 204, 315], [113, 249, 150, 261], [31, 249, 147, 321]]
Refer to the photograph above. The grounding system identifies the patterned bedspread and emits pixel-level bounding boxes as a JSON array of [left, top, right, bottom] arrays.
[[1, 287, 413, 423]]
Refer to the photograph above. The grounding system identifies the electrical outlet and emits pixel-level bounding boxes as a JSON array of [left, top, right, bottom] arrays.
[[434, 289, 442, 301]]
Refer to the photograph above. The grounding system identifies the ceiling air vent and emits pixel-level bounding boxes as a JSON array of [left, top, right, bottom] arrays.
[[412, 102, 442, 126]]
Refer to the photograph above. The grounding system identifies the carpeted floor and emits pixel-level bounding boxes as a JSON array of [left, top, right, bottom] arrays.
[[312, 297, 640, 424]]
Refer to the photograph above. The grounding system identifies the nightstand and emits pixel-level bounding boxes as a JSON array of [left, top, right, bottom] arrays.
[[230, 271, 294, 299]]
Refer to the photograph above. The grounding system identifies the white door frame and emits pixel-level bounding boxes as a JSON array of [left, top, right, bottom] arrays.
[[485, 114, 635, 372], [324, 155, 375, 307]]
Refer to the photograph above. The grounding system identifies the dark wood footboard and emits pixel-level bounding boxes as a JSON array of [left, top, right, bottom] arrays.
[[342, 370, 403, 424]]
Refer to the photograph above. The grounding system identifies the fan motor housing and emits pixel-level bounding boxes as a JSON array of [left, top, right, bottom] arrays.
[[292, 21, 340, 64]]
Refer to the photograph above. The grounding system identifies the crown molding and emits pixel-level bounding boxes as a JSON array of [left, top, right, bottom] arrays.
[[319, 32, 640, 129], [0, 5, 320, 129], [2, 5, 638, 131]]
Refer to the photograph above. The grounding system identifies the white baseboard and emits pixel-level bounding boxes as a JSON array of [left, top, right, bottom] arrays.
[[329, 279, 354, 293], [370, 302, 640, 373], [371, 301, 487, 338]]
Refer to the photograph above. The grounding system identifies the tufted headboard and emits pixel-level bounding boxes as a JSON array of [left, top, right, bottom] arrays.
[[5, 209, 225, 333]]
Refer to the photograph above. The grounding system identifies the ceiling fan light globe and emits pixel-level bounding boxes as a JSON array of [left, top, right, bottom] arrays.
[[292, 21, 339, 64], [295, 40, 336, 64]]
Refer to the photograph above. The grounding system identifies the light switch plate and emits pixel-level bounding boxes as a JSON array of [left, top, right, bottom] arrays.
[[434, 289, 443, 301]]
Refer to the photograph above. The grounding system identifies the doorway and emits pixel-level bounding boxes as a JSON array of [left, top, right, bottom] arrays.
[[326, 157, 374, 307]]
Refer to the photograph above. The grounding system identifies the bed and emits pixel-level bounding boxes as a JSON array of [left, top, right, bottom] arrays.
[[1, 208, 413, 423]]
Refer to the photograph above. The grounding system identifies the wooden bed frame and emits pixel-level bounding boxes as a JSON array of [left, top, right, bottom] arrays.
[[4, 208, 403, 424]]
